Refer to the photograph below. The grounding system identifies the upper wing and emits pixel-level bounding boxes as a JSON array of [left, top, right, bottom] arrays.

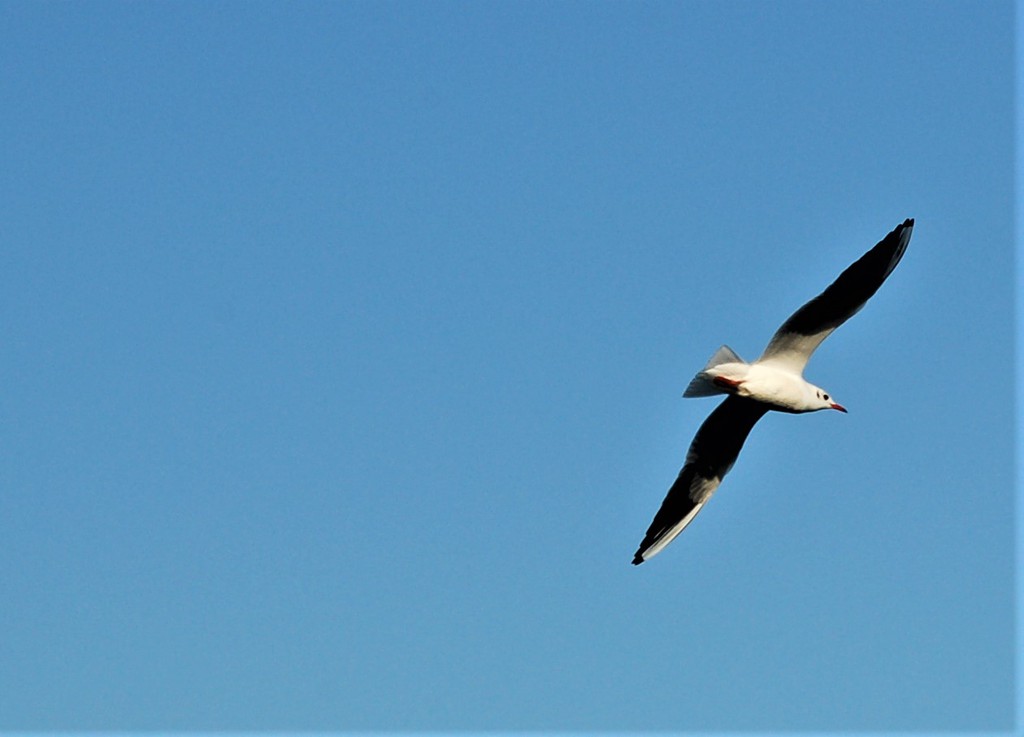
[[757, 218, 914, 373], [632, 396, 769, 565]]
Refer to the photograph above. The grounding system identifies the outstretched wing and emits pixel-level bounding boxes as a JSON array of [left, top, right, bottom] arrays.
[[758, 218, 914, 373], [632, 396, 769, 565]]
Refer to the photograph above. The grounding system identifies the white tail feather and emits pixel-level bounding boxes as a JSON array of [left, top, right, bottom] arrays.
[[683, 345, 745, 397]]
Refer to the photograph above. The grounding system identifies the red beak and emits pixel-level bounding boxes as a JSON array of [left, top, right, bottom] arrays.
[[830, 403, 847, 413]]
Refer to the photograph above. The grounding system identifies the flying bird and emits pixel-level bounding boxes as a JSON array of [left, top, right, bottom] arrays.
[[632, 218, 914, 565]]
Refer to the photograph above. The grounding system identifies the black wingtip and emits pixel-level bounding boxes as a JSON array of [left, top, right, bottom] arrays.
[[631, 553, 644, 565]]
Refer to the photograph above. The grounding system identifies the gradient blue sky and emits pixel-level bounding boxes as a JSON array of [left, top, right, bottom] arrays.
[[0, 0, 1015, 731]]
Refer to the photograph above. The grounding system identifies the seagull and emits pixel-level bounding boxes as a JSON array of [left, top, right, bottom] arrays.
[[632, 218, 914, 565]]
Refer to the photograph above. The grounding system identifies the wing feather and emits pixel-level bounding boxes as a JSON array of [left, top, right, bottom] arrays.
[[758, 218, 914, 372], [632, 396, 769, 564]]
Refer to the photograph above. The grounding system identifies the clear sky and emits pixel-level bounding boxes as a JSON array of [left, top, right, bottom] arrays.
[[0, 0, 1015, 731]]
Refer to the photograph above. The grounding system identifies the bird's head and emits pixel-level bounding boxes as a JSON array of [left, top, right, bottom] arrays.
[[811, 386, 847, 413]]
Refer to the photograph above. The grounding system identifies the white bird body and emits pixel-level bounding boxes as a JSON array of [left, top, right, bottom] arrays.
[[683, 345, 843, 413], [689, 355, 843, 413], [633, 218, 914, 565]]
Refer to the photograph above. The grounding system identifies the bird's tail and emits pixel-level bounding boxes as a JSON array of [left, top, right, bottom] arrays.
[[683, 345, 745, 397]]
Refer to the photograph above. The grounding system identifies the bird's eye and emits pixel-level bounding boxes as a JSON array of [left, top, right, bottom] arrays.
[[824, 394, 830, 401]]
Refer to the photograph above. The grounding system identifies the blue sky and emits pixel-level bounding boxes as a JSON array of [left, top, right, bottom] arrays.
[[0, 0, 1015, 731]]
